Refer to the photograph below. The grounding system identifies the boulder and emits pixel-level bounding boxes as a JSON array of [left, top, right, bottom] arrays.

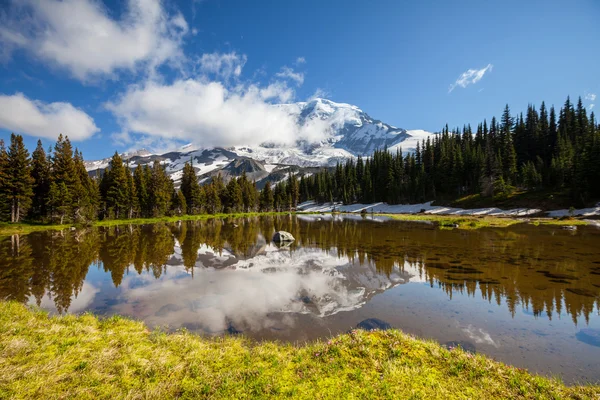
[[356, 318, 392, 331], [273, 231, 295, 242]]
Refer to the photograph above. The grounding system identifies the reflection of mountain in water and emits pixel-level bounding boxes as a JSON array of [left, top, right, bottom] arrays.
[[112, 245, 409, 334], [0, 215, 599, 327]]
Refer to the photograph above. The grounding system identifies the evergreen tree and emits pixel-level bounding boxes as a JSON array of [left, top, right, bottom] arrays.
[[7, 134, 34, 222], [103, 152, 129, 219], [0, 140, 10, 221], [180, 161, 202, 214], [260, 181, 274, 212], [30, 140, 51, 220], [49, 135, 77, 223]]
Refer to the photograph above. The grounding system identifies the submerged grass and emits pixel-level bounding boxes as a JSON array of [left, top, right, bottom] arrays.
[[0, 302, 597, 399]]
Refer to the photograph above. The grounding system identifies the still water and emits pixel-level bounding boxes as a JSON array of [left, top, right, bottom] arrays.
[[1, 215, 600, 383]]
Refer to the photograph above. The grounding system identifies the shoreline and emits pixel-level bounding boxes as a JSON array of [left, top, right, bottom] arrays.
[[1, 208, 594, 237], [1, 301, 598, 399]]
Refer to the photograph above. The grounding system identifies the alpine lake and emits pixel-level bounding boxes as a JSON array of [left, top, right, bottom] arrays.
[[2, 214, 600, 384]]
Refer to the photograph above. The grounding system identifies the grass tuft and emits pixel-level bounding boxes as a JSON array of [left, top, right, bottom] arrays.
[[0, 302, 597, 399]]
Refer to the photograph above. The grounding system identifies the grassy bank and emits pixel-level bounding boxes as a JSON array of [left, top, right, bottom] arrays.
[[0, 212, 293, 237], [0, 302, 597, 399], [380, 214, 522, 229], [378, 213, 591, 229], [0, 210, 591, 237]]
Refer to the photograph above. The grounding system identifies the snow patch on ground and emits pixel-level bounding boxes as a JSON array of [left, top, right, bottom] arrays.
[[297, 201, 542, 217], [547, 207, 600, 217]]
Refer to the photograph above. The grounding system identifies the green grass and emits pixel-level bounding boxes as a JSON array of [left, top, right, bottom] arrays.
[[0, 221, 72, 237], [0, 212, 294, 237], [379, 213, 523, 229], [0, 302, 597, 399]]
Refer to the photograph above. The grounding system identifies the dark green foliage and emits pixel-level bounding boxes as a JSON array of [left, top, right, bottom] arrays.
[[0, 140, 11, 221], [6, 134, 34, 222], [30, 140, 51, 220], [180, 161, 202, 214], [295, 97, 599, 207]]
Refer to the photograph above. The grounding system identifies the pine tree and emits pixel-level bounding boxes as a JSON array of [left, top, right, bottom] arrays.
[[7, 134, 34, 222], [49, 135, 77, 223], [180, 161, 201, 214], [148, 160, 173, 217], [260, 181, 274, 212], [30, 140, 51, 220], [72, 149, 99, 222], [0, 140, 10, 221], [104, 152, 129, 219], [134, 165, 149, 217]]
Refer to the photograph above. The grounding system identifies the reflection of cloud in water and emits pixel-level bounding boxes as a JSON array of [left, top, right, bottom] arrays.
[[461, 324, 498, 347], [29, 281, 100, 314], [111, 246, 409, 334]]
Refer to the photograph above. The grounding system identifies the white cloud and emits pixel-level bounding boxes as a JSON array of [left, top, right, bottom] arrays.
[[448, 64, 493, 93], [275, 66, 305, 86], [309, 88, 329, 100], [198, 52, 247, 80], [295, 57, 306, 65], [590, 104, 595, 110], [0, 0, 188, 81], [585, 93, 597, 102], [257, 81, 294, 103], [105, 78, 323, 148], [0, 93, 99, 141]]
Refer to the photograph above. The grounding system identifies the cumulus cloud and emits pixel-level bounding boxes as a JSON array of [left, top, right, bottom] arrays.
[[275, 66, 305, 86], [585, 93, 597, 102], [295, 57, 306, 65], [0, 93, 99, 141], [448, 64, 493, 93], [0, 0, 188, 81], [105, 78, 329, 148], [198, 52, 247, 80]]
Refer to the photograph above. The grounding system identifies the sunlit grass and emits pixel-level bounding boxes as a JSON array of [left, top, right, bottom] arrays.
[[379, 214, 522, 229], [0, 302, 597, 399], [0, 212, 297, 237]]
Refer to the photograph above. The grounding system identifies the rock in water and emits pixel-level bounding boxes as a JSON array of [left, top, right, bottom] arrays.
[[273, 231, 295, 242], [356, 318, 392, 331]]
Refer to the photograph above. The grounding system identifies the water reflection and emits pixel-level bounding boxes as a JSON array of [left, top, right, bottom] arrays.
[[1, 216, 599, 327]]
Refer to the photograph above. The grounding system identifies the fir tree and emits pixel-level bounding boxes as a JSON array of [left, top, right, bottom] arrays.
[[7, 134, 34, 222], [30, 140, 51, 220]]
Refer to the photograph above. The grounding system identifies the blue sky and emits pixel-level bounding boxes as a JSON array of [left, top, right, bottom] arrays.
[[0, 0, 598, 159]]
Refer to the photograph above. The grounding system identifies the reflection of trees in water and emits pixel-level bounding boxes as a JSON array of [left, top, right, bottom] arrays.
[[0, 230, 100, 313], [0, 217, 599, 323], [98, 224, 175, 283]]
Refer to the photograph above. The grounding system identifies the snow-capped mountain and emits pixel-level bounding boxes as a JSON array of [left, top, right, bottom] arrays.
[[85, 98, 436, 184]]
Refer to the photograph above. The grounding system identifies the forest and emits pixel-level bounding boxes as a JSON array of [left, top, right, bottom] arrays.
[[0, 96, 598, 224]]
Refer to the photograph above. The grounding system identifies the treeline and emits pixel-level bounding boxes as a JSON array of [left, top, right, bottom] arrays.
[[1, 96, 598, 223], [0, 133, 301, 224], [297, 96, 600, 205]]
